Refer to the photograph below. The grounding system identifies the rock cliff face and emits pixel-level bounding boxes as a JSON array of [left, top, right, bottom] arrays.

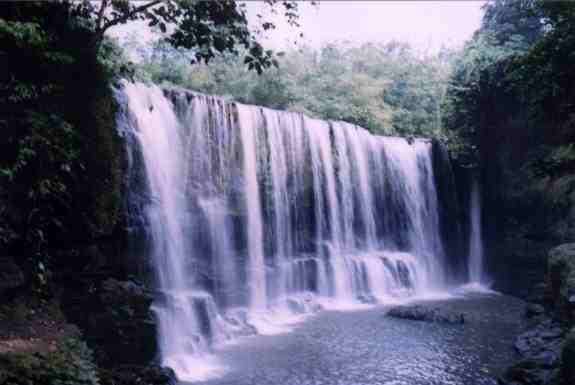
[[478, 120, 575, 299], [431, 139, 468, 282], [500, 243, 575, 385]]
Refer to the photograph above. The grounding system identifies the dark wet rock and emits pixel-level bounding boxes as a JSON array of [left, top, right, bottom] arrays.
[[286, 295, 323, 314], [514, 331, 543, 357], [513, 319, 563, 360], [100, 278, 154, 311], [502, 289, 567, 385], [500, 359, 550, 385], [546, 243, 575, 323], [93, 279, 157, 365], [386, 305, 465, 324], [525, 304, 545, 319], [431, 139, 467, 281], [527, 284, 547, 305], [357, 294, 378, 304], [64, 278, 157, 367], [100, 364, 176, 385], [224, 309, 258, 337], [0, 257, 25, 295], [559, 328, 575, 385]]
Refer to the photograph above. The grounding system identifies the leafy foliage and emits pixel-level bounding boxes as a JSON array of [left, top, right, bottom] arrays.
[[507, 1, 575, 135], [442, 0, 575, 246], [71, 0, 307, 74], [443, 0, 575, 167], [0, 2, 88, 276], [0, 338, 100, 385], [131, 39, 452, 136], [442, 0, 544, 164], [527, 144, 575, 178]]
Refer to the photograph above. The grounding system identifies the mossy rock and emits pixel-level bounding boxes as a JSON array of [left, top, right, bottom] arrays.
[[73, 84, 124, 238], [547, 243, 575, 323], [72, 279, 157, 367], [0, 338, 99, 385]]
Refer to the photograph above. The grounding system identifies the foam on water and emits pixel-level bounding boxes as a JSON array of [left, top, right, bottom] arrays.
[[456, 282, 499, 296], [165, 354, 226, 383]]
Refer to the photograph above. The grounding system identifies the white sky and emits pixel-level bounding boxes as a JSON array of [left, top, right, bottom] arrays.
[[247, 1, 485, 52], [111, 1, 486, 53]]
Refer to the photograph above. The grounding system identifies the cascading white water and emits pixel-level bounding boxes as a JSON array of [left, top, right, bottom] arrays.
[[237, 106, 267, 311], [468, 177, 487, 285], [121, 84, 224, 380], [118, 82, 461, 381]]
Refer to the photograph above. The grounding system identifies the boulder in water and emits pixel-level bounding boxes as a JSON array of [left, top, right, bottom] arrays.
[[386, 305, 465, 324], [357, 294, 377, 304], [286, 294, 323, 314], [223, 309, 258, 337]]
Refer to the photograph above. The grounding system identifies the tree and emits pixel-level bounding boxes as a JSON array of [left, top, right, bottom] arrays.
[[71, 0, 306, 73], [442, 0, 544, 164], [507, 1, 575, 135], [129, 39, 452, 136], [481, 0, 542, 47]]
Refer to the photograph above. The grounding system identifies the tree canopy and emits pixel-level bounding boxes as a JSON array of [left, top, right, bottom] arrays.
[[441, 0, 545, 164], [442, 0, 575, 189], [129, 38, 453, 137]]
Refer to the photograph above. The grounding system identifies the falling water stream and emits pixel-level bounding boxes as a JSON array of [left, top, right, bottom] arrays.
[[117, 82, 498, 383], [468, 177, 487, 286]]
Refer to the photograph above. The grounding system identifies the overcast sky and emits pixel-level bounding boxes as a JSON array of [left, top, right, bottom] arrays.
[[111, 1, 486, 53], [246, 1, 485, 52]]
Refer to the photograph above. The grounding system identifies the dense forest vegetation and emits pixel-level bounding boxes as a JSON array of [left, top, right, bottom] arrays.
[[1, 1, 575, 385], [128, 38, 453, 136], [443, 0, 575, 257]]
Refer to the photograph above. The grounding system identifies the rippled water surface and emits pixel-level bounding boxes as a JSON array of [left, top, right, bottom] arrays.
[[184, 293, 524, 385]]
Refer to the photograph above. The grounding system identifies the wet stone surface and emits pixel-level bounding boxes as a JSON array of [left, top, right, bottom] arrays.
[[185, 293, 526, 385], [386, 304, 465, 324]]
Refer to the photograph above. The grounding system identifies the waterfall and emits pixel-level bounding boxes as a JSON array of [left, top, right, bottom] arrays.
[[468, 177, 487, 285], [117, 82, 460, 381]]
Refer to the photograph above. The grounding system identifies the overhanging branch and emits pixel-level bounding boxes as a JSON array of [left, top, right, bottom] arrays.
[[93, 0, 165, 47]]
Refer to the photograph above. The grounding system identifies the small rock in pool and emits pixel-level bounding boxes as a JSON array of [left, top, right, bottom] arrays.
[[386, 305, 465, 324]]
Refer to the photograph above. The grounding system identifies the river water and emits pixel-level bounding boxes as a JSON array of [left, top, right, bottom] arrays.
[[184, 291, 524, 385]]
